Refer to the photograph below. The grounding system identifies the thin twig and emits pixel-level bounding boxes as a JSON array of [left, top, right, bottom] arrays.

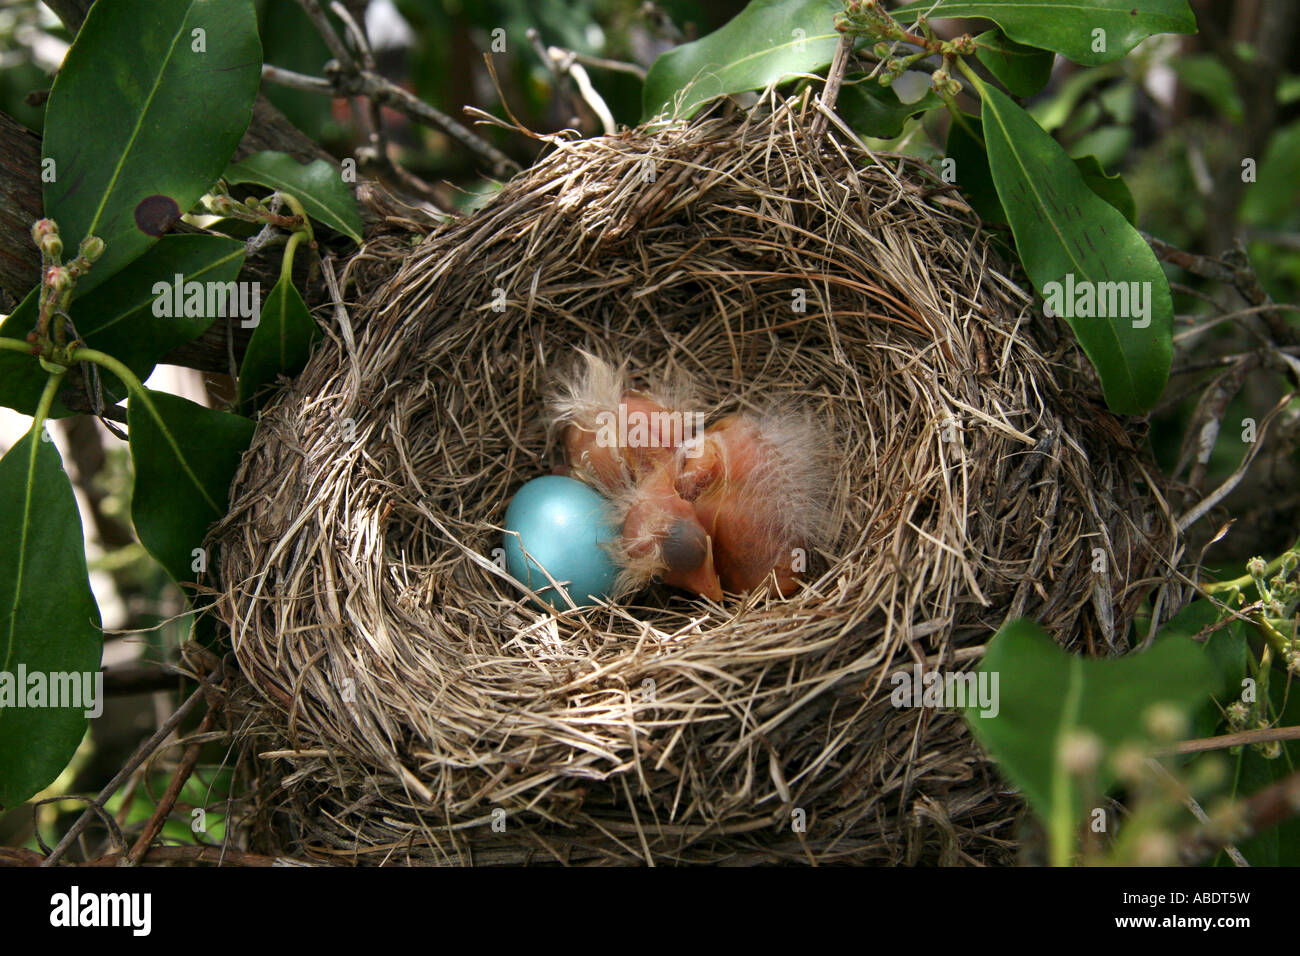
[[125, 702, 223, 865], [1224, 239, 1298, 347], [527, 28, 616, 135], [1176, 392, 1293, 532], [810, 34, 854, 143], [57, 381, 127, 425], [2, 845, 285, 867], [41, 662, 222, 867], [260, 63, 519, 180], [566, 49, 647, 80], [328, 1, 372, 66], [324, 1, 449, 207], [1163, 724, 1300, 755], [294, 0, 355, 70], [1173, 303, 1300, 345], [1143, 230, 1297, 347], [1145, 759, 1249, 867], [1174, 352, 1260, 489], [527, 28, 578, 125]]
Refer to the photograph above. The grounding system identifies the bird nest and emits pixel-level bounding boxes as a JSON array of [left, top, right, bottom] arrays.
[[210, 97, 1183, 865]]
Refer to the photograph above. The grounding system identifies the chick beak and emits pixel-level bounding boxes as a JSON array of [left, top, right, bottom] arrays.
[[663, 534, 724, 601]]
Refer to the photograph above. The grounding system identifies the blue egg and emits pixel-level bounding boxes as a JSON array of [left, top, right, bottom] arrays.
[[502, 475, 620, 609]]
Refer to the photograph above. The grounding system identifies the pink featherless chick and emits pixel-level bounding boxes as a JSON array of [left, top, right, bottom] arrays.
[[546, 351, 723, 601], [674, 410, 833, 596]]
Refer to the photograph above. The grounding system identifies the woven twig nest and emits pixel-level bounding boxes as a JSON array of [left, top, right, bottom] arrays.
[[212, 98, 1181, 865]]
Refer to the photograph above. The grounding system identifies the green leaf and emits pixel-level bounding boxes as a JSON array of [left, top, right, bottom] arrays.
[[1154, 599, 1247, 739], [893, 0, 1196, 66], [0, 427, 102, 809], [0, 291, 53, 419], [224, 151, 363, 243], [0, 236, 245, 417], [1029, 62, 1122, 132], [70, 235, 247, 397], [838, 76, 943, 138], [128, 389, 255, 587], [1072, 154, 1136, 225], [1068, 126, 1132, 170], [1240, 119, 1300, 229], [973, 29, 1055, 97], [945, 113, 1006, 224], [966, 619, 1215, 856], [236, 275, 320, 414], [1280, 73, 1300, 106], [1170, 54, 1244, 124], [42, 0, 261, 295], [642, 0, 844, 120], [977, 83, 1172, 414], [945, 116, 1138, 226]]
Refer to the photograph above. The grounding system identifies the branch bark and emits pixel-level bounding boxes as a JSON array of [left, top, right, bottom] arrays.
[[0, 110, 44, 299]]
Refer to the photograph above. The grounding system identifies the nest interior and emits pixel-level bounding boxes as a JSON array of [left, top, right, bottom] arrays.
[[212, 98, 1181, 865]]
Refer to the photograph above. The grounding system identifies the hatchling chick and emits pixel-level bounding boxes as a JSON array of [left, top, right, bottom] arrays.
[[674, 410, 834, 596], [546, 349, 693, 491], [606, 460, 724, 601], [546, 350, 723, 600]]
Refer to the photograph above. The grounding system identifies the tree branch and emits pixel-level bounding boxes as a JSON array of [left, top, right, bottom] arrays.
[[0, 110, 44, 297]]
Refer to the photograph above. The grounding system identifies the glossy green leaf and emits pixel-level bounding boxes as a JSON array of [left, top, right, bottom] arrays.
[[838, 76, 943, 139], [642, 0, 843, 119], [966, 619, 1215, 853], [236, 275, 320, 414], [42, 0, 261, 295], [945, 116, 1138, 226], [256, 0, 337, 143], [893, 0, 1196, 66], [128, 389, 255, 587], [0, 236, 245, 417], [1072, 154, 1136, 225], [978, 84, 1172, 413], [224, 151, 363, 243], [974, 29, 1055, 97], [0, 427, 102, 809]]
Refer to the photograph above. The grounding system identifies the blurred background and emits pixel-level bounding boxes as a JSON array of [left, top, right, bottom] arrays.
[[0, 0, 1296, 858]]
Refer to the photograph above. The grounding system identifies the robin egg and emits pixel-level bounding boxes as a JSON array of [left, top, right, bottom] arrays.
[[502, 475, 620, 609]]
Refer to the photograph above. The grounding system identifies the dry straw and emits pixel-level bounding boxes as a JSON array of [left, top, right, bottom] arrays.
[[211, 95, 1186, 864]]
